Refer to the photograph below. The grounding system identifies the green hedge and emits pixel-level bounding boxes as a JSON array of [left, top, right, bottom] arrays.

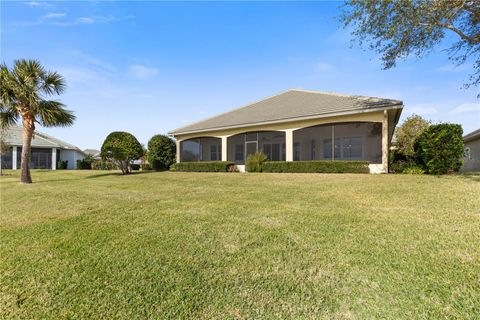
[[261, 161, 370, 173], [171, 161, 235, 172]]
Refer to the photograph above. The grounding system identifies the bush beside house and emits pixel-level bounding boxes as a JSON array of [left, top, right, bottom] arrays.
[[414, 124, 464, 174], [147, 135, 176, 171]]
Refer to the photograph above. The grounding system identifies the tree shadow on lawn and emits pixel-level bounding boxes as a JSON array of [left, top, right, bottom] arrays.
[[84, 171, 155, 179]]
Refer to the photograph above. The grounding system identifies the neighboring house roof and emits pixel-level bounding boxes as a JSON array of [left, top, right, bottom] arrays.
[[169, 89, 403, 135], [83, 149, 101, 157], [464, 128, 480, 143], [3, 126, 84, 153]]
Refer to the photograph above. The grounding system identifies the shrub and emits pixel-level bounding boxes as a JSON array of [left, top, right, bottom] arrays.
[[141, 163, 152, 171], [56, 160, 68, 169], [130, 164, 140, 171], [261, 161, 370, 173], [171, 161, 235, 172], [101, 131, 144, 174], [147, 135, 176, 171], [246, 152, 268, 172], [414, 124, 464, 174], [76, 155, 94, 170], [403, 166, 425, 174], [91, 159, 117, 170]]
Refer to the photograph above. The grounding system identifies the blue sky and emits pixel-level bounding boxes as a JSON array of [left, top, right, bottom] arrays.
[[2, 1, 479, 149]]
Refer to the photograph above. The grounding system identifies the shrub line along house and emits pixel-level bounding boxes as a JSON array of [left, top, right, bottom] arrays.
[[169, 89, 404, 173], [0, 126, 85, 170]]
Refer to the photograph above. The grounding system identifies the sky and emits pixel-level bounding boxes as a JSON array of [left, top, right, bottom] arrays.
[[1, 1, 479, 150]]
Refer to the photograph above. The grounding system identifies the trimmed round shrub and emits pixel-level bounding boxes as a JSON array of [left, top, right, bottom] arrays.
[[101, 131, 144, 174], [147, 134, 176, 171], [414, 123, 464, 174]]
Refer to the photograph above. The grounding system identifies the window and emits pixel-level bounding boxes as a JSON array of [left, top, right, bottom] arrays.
[[310, 140, 316, 160], [182, 140, 201, 162], [210, 144, 221, 161], [235, 144, 244, 161], [464, 147, 471, 159], [323, 138, 341, 159], [342, 137, 363, 159], [323, 137, 362, 160], [263, 144, 272, 160], [293, 142, 300, 161]]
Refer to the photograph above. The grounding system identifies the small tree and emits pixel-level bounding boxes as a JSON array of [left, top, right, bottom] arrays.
[[101, 131, 144, 174], [147, 134, 176, 171], [414, 124, 464, 174], [394, 115, 430, 158]]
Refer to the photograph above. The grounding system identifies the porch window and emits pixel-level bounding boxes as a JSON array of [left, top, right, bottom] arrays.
[[210, 144, 221, 161], [342, 137, 363, 159], [234, 144, 244, 162], [293, 142, 300, 161]]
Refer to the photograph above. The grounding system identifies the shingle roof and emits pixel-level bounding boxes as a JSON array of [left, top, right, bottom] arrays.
[[464, 128, 480, 142], [169, 89, 403, 135], [3, 126, 84, 152]]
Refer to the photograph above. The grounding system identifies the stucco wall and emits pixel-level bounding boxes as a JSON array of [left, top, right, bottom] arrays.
[[59, 150, 85, 169], [461, 138, 480, 172]]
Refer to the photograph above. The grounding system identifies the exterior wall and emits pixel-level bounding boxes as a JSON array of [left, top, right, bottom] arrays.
[[461, 138, 480, 172], [59, 150, 85, 169]]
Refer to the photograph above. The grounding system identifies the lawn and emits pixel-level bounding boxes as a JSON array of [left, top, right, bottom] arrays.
[[1, 170, 479, 319]]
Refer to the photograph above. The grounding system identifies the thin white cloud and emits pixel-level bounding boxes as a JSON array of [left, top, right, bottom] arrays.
[[407, 103, 438, 115], [433, 64, 470, 72], [128, 65, 159, 80], [450, 102, 480, 114], [316, 62, 334, 72], [42, 12, 66, 19], [24, 1, 40, 6]]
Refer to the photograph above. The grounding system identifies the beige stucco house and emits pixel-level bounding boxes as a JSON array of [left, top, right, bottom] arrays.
[[169, 89, 403, 173], [461, 128, 480, 172]]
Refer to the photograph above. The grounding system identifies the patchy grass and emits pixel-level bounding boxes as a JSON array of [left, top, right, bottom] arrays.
[[1, 170, 479, 319]]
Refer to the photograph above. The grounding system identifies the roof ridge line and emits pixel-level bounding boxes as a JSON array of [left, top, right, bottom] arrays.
[[289, 88, 401, 102]]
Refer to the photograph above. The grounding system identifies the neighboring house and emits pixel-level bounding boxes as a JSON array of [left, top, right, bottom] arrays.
[[83, 149, 101, 160], [461, 128, 480, 172], [0, 126, 85, 170], [169, 89, 403, 173]]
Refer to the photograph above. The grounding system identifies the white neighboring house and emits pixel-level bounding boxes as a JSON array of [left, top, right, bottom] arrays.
[[0, 126, 85, 170]]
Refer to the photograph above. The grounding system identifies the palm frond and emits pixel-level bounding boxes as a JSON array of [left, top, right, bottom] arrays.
[[36, 100, 75, 127], [41, 71, 66, 96], [0, 109, 19, 128]]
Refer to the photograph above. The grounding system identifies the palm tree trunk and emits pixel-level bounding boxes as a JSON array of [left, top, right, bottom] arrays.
[[20, 119, 34, 184]]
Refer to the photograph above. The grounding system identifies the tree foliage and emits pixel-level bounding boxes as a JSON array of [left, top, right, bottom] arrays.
[[414, 123, 464, 174], [394, 114, 430, 157], [147, 134, 176, 171], [341, 0, 480, 89], [101, 131, 144, 174], [0, 59, 75, 183]]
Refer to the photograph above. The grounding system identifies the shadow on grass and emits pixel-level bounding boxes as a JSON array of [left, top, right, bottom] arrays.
[[454, 172, 480, 182], [84, 171, 156, 179]]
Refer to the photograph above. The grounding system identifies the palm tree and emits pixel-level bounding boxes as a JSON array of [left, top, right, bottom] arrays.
[[0, 59, 75, 183]]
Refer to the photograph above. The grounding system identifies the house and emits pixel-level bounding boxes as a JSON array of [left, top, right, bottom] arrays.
[[83, 149, 101, 160], [461, 128, 480, 172], [169, 89, 403, 173], [0, 126, 85, 170]]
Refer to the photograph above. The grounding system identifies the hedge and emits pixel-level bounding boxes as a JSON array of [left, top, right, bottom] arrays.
[[261, 160, 370, 173], [171, 161, 235, 172]]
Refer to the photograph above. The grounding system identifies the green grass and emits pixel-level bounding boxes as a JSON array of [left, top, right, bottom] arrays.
[[1, 170, 479, 319]]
